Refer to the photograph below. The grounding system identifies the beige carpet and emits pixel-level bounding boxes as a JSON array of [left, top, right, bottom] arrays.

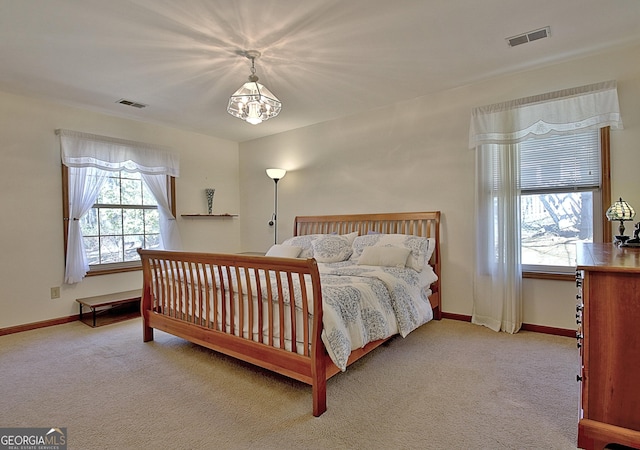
[[0, 318, 579, 449]]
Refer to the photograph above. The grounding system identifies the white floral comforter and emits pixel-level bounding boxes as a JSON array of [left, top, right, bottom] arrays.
[[317, 261, 436, 371]]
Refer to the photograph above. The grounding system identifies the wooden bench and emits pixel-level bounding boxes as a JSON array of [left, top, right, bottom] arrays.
[[76, 289, 142, 327]]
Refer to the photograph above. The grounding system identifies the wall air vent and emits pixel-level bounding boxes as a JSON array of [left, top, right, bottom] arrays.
[[117, 99, 147, 109], [506, 26, 551, 47]]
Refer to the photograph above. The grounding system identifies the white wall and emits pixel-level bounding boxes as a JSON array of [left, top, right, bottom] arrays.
[[3, 42, 639, 331], [238, 42, 640, 330], [0, 92, 240, 328]]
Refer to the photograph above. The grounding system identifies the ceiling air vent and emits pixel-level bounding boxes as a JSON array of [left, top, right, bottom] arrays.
[[117, 98, 147, 109], [506, 26, 551, 47]]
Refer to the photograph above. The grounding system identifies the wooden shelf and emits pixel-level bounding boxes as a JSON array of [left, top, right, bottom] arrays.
[[181, 214, 238, 218]]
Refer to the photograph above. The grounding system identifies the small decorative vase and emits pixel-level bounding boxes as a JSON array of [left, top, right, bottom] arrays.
[[205, 188, 215, 214]]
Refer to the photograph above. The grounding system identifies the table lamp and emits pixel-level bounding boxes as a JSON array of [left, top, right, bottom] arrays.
[[606, 197, 636, 244]]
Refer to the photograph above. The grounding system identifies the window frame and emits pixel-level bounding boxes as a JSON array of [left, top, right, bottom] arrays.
[[61, 165, 177, 276], [522, 127, 611, 281]]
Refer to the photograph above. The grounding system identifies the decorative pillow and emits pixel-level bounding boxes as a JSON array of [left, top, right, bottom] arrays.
[[312, 235, 353, 263], [265, 244, 302, 258], [282, 232, 359, 259], [281, 234, 324, 258], [356, 246, 410, 268], [342, 231, 359, 244], [351, 234, 435, 272]]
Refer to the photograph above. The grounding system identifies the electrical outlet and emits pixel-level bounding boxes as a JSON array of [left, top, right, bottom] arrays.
[[50, 286, 60, 299]]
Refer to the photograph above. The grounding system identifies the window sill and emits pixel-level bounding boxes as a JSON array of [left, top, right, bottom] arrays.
[[86, 265, 142, 277], [522, 271, 574, 281], [181, 214, 238, 218]]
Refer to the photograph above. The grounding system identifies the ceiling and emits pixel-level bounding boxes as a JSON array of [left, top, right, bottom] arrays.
[[1, 0, 639, 143]]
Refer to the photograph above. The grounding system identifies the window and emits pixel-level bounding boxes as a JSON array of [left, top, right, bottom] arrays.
[[58, 128, 180, 283], [520, 129, 609, 274], [80, 171, 161, 268], [62, 166, 176, 275], [470, 81, 621, 331]]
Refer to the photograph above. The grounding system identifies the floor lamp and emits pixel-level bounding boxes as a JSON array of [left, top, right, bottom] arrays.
[[266, 168, 286, 245]]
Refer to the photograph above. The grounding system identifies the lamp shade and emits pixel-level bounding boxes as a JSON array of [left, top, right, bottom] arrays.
[[606, 197, 636, 221], [266, 168, 286, 180]]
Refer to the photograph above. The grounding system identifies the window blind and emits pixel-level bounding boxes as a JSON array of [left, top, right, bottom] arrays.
[[519, 130, 600, 193]]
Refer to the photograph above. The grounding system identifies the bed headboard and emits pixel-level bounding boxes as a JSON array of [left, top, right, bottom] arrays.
[[293, 211, 441, 317], [294, 211, 440, 240]]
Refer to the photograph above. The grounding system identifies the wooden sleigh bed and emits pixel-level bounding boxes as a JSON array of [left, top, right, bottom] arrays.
[[138, 211, 441, 416]]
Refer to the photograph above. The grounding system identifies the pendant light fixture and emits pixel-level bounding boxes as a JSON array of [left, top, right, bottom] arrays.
[[227, 50, 281, 125]]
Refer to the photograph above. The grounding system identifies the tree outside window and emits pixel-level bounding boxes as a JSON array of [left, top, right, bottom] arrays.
[[80, 171, 160, 266], [519, 129, 606, 274]]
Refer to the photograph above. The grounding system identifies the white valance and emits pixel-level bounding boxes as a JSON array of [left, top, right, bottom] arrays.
[[469, 80, 623, 149], [57, 129, 180, 177]]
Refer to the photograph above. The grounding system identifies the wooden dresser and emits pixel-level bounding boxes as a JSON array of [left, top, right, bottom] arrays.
[[576, 243, 640, 450]]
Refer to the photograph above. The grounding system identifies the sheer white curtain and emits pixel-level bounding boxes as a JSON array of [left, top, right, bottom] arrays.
[[473, 143, 522, 333], [141, 173, 182, 250], [65, 167, 109, 284], [469, 80, 623, 333], [58, 129, 181, 284]]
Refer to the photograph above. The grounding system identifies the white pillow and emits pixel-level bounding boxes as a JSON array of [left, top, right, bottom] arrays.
[[356, 246, 410, 268], [342, 231, 359, 244], [265, 244, 302, 258], [312, 235, 353, 263], [351, 234, 435, 271]]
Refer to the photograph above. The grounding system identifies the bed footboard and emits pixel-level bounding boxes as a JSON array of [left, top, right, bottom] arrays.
[[138, 249, 328, 416]]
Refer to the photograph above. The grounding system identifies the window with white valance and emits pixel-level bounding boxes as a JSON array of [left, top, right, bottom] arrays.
[[59, 129, 180, 175], [468, 80, 622, 333], [469, 80, 622, 147], [58, 129, 182, 284]]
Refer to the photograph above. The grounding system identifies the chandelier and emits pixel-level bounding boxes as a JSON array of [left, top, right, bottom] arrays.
[[227, 50, 282, 125]]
